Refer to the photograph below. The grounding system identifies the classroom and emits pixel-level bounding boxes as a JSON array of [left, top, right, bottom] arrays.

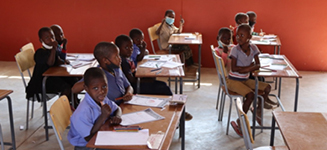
[[0, 0, 327, 150]]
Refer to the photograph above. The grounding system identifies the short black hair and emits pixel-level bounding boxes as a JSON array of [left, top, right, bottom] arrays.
[[129, 28, 143, 39], [93, 42, 118, 62], [38, 27, 52, 39], [237, 24, 252, 35], [84, 67, 106, 87], [165, 9, 174, 16], [115, 34, 132, 48], [234, 13, 248, 24], [217, 27, 232, 40], [246, 11, 257, 18]]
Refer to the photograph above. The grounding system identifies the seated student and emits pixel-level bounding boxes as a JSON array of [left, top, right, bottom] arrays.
[[50, 24, 69, 62], [26, 27, 77, 102], [232, 12, 249, 45], [129, 28, 149, 67], [155, 9, 194, 67], [229, 24, 276, 137], [246, 11, 257, 34], [72, 42, 133, 105], [68, 67, 122, 150], [115, 34, 173, 96], [214, 27, 234, 73]]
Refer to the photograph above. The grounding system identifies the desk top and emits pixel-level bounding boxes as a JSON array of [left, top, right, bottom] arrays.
[[251, 35, 281, 46], [253, 55, 302, 78], [43, 54, 98, 77], [135, 54, 185, 78], [273, 111, 327, 150], [0, 90, 13, 100], [86, 95, 184, 149], [168, 33, 202, 45]]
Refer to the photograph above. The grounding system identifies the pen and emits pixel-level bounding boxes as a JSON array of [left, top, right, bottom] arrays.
[[156, 70, 162, 75], [115, 97, 123, 101], [150, 68, 162, 72], [156, 64, 159, 68]]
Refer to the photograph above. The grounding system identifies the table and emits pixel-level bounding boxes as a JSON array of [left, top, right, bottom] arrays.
[[86, 95, 185, 150], [271, 111, 327, 149], [252, 55, 302, 140], [251, 35, 282, 54], [0, 90, 16, 150], [168, 33, 202, 88], [135, 54, 185, 94], [42, 53, 97, 140]]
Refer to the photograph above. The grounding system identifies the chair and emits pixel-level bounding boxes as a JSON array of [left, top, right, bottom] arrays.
[[48, 95, 72, 150], [147, 23, 167, 54], [211, 46, 264, 135], [234, 98, 288, 150], [15, 45, 38, 130], [0, 124, 4, 150], [211, 45, 222, 109]]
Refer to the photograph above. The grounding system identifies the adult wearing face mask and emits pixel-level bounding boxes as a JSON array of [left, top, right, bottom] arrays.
[[72, 42, 133, 106], [155, 9, 195, 67]]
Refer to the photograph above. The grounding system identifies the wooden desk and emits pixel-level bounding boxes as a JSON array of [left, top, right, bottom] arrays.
[[271, 111, 327, 150], [135, 54, 185, 94], [251, 35, 282, 54], [0, 90, 16, 150], [168, 33, 202, 88], [86, 95, 185, 150], [252, 55, 302, 140], [42, 53, 97, 140]]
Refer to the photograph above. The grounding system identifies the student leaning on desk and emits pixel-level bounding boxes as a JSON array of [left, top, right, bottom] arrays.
[[72, 42, 133, 106], [68, 67, 122, 150]]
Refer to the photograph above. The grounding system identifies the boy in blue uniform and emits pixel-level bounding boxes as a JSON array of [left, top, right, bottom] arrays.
[[68, 67, 122, 150], [50, 24, 69, 62], [72, 42, 133, 105], [129, 28, 148, 67]]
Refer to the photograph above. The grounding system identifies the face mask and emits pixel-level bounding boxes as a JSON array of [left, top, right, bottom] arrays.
[[165, 17, 175, 25], [218, 40, 230, 48], [106, 59, 120, 73], [42, 41, 53, 49]]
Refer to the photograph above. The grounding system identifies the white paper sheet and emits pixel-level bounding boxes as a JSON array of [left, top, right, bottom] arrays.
[[66, 54, 95, 61], [162, 61, 183, 68], [125, 95, 169, 108], [120, 108, 165, 126], [139, 61, 166, 68], [172, 33, 193, 36], [95, 129, 149, 146]]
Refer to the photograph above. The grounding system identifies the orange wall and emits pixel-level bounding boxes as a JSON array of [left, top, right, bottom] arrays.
[[1, 0, 326, 71]]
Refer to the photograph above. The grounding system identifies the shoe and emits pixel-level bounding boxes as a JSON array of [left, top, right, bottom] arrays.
[[231, 121, 243, 137], [266, 98, 278, 106], [185, 112, 193, 121], [250, 108, 262, 126], [264, 102, 273, 109]]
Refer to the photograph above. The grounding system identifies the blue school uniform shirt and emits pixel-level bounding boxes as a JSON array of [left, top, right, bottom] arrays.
[[131, 44, 140, 67], [67, 92, 118, 146]]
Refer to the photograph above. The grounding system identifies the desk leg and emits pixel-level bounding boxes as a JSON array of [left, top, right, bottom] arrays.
[[278, 45, 281, 55], [252, 77, 258, 140], [180, 77, 183, 94], [137, 77, 140, 94], [42, 76, 49, 141], [294, 78, 299, 112], [6, 96, 16, 150], [179, 107, 185, 150], [175, 77, 178, 94], [278, 78, 282, 98], [197, 45, 201, 88], [270, 116, 276, 146]]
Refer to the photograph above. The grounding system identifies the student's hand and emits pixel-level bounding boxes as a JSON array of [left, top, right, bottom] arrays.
[[101, 103, 112, 118], [122, 92, 133, 101], [180, 17, 185, 24], [161, 18, 166, 24], [62, 38, 67, 48], [223, 46, 228, 53], [109, 116, 122, 125], [138, 41, 147, 51], [65, 59, 70, 64], [51, 40, 58, 50]]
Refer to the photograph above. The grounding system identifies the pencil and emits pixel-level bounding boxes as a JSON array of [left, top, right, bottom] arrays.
[[115, 97, 123, 101], [260, 67, 277, 72]]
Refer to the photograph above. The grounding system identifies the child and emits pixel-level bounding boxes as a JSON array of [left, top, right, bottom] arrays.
[[72, 42, 133, 105], [228, 24, 276, 136], [129, 28, 148, 67], [246, 11, 257, 34], [26, 27, 77, 102], [50, 24, 69, 62], [215, 27, 234, 73], [115, 34, 173, 96], [232, 12, 249, 44], [68, 67, 122, 149], [155, 9, 194, 66]]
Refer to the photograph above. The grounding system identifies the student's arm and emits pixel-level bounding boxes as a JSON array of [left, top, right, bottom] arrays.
[[62, 38, 67, 50], [72, 81, 84, 94], [121, 59, 137, 83], [109, 107, 122, 125], [177, 17, 184, 33], [155, 19, 166, 35], [46, 41, 58, 66], [136, 41, 147, 62], [230, 57, 259, 74], [84, 104, 111, 142], [122, 85, 133, 101]]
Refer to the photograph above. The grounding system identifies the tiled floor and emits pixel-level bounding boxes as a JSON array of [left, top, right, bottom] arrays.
[[0, 61, 326, 150]]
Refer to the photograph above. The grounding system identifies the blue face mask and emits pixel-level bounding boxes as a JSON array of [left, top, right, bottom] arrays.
[[165, 17, 175, 25]]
